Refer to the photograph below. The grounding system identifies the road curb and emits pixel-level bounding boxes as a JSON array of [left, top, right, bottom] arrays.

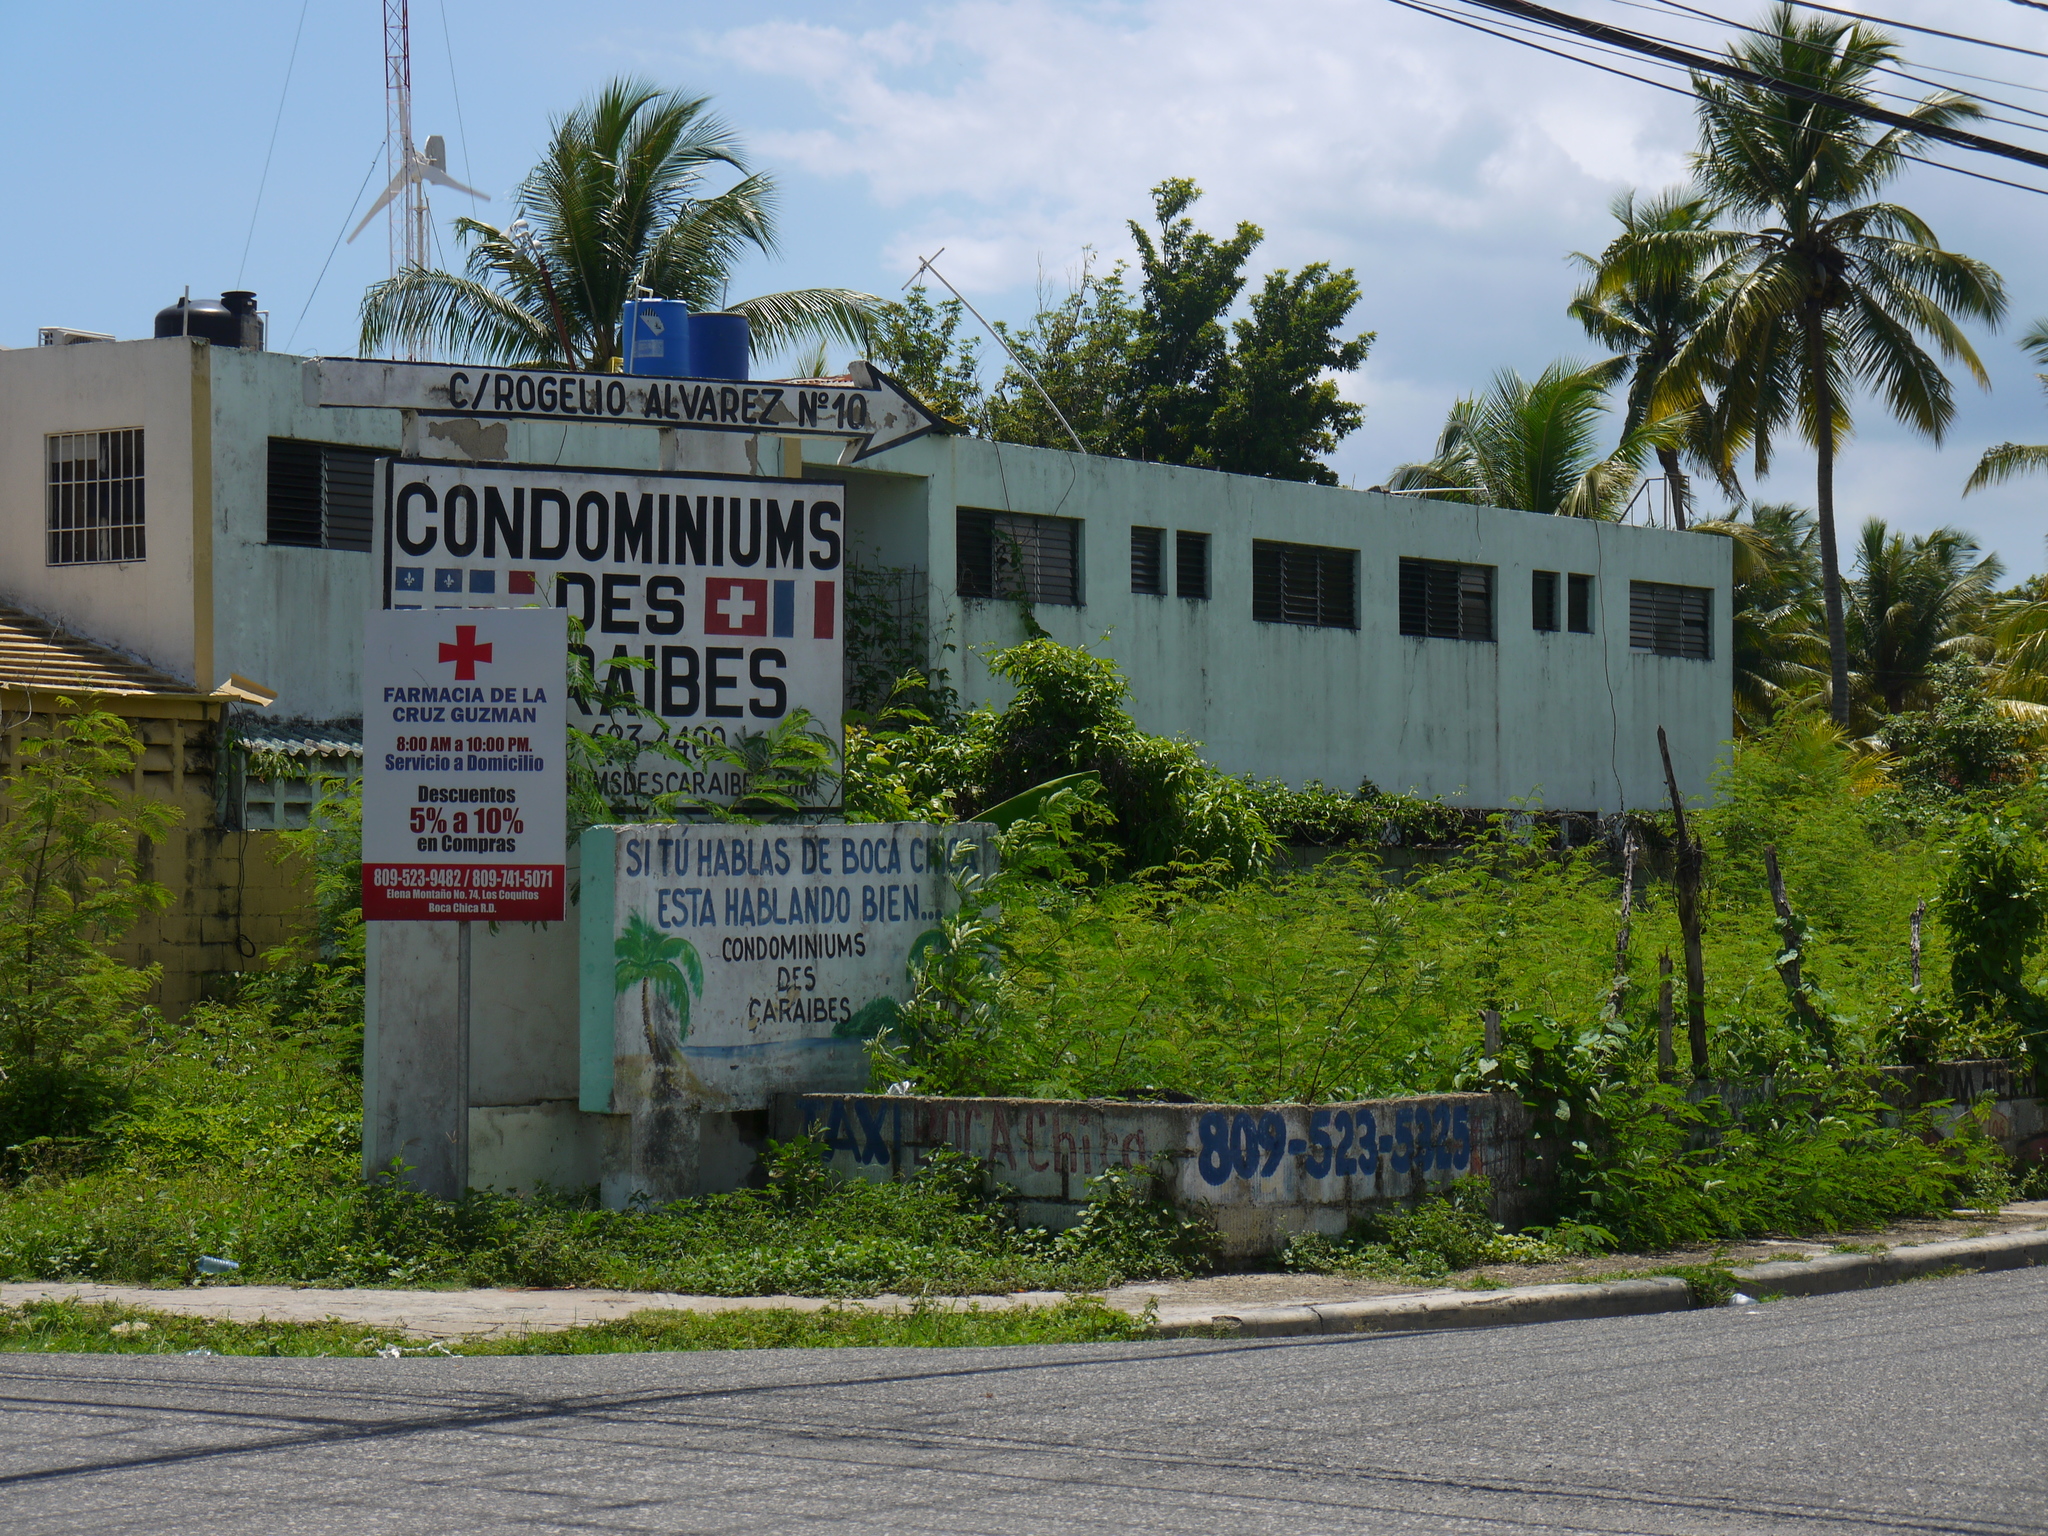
[[1163, 1227, 2048, 1340]]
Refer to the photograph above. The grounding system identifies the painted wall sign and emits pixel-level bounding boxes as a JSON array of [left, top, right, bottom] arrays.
[[580, 821, 996, 1115], [361, 606, 567, 921], [310, 357, 939, 461], [374, 458, 845, 810]]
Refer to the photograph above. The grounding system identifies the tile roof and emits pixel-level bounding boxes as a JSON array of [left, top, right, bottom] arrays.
[[0, 605, 198, 698], [242, 731, 363, 758]]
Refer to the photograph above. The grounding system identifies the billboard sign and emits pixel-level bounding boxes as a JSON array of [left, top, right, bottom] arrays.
[[361, 606, 568, 922]]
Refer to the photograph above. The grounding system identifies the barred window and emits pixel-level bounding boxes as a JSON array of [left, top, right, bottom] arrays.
[[1131, 526, 1165, 595], [1399, 558, 1493, 641], [47, 429, 144, 565], [268, 439, 377, 552], [1568, 572, 1595, 634], [1176, 530, 1210, 599], [1532, 569, 1559, 632], [1629, 580, 1710, 658], [1253, 540, 1356, 628], [956, 508, 1081, 606]]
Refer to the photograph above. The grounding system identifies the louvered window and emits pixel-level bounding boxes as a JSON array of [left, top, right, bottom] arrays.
[[267, 439, 377, 552], [1253, 541, 1356, 628], [1399, 558, 1493, 641], [1629, 581, 1710, 658], [1176, 531, 1210, 599], [46, 429, 144, 565], [1532, 569, 1559, 632], [955, 508, 1081, 605], [1131, 526, 1165, 595]]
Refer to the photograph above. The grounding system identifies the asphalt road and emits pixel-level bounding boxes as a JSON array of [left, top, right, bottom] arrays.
[[4, 1267, 2045, 1535]]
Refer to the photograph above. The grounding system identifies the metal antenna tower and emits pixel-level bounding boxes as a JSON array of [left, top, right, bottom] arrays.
[[384, 0, 421, 281]]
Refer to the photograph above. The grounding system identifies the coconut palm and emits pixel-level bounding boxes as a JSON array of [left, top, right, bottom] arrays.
[[1846, 519, 2002, 717], [1694, 501, 1825, 727], [360, 79, 878, 369], [1568, 188, 1744, 528], [1966, 320, 2048, 495], [1661, 5, 2006, 724], [613, 912, 703, 1081], [1384, 358, 1682, 518]]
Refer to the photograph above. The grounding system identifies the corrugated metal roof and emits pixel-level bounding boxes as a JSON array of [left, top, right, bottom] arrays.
[[243, 731, 363, 758], [0, 604, 199, 697]]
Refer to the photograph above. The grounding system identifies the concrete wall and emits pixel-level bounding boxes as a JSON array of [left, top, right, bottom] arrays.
[[771, 1091, 1551, 1257], [854, 434, 1733, 811]]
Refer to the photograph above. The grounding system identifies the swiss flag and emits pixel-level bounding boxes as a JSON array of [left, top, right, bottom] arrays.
[[703, 577, 769, 637]]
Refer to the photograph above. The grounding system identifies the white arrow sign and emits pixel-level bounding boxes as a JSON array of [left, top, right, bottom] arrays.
[[306, 357, 942, 462]]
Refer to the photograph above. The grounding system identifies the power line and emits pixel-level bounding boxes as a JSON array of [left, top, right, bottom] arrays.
[[286, 144, 387, 353], [1779, 1, 2048, 62], [238, 0, 313, 287], [1450, 0, 2048, 172]]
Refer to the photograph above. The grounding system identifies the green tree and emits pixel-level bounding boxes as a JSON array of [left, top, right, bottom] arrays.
[[984, 260, 1144, 454], [1694, 501, 1825, 727], [613, 912, 703, 1084], [0, 708, 180, 1147], [1384, 359, 1679, 518], [1846, 520, 2001, 716], [1934, 814, 2048, 1079], [1965, 320, 2048, 494], [1670, 5, 2006, 724], [360, 79, 877, 368], [865, 287, 986, 429], [1568, 187, 1742, 528], [1206, 264, 1373, 485]]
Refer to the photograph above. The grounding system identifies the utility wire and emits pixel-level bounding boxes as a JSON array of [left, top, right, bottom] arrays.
[[238, 0, 312, 287], [1779, 1, 2048, 62], [1448, 0, 2048, 172], [437, 0, 480, 214], [286, 144, 386, 353]]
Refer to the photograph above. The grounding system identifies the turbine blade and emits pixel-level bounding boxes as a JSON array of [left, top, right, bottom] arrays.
[[347, 171, 413, 244]]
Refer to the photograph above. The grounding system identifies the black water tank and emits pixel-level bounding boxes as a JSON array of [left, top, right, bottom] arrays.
[[155, 295, 240, 346], [221, 290, 264, 350]]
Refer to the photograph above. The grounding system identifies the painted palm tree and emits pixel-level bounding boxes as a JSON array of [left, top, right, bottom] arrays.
[[1847, 520, 2002, 716], [1693, 502, 1825, 727], [360, 79, 879, 369], [1568, 188, 1744, 529], [614, 912, 703, 1082], [1384, 358, 1681, 518], [1661, 5, 2006, 724]]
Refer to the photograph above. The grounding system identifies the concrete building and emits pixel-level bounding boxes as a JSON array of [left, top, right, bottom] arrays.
[[1, 330, 1731, 821]]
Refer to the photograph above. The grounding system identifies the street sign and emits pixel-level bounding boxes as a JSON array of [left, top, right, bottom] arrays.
[[362, 606, 568, 922], [373, 458, 846, 811], [307, 357, 941, 461]]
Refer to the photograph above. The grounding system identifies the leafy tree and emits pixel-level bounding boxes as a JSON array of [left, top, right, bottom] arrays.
[[360, 79, 877, 368], [864, 287, 985, 428], [1568, 187, 1742, 527], [1883, 662, 2030, 795], [1206, 263, 1373, 484], [1847, 520, 2002, 716], [1693, 501, 1824, 728], [0, 708, 179, 1149], [1934, 814, 2048, 1079], [984, 260, 1144, 454], [1384, 358, 1679, 517], [1668, 5, 2006, 724]]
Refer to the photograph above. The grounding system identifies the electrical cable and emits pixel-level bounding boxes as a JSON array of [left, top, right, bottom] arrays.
[[1778, 0, 2048, 61], [238, 0, 313, 287], [437, 0, 480, 214], [285, 144, 386, 353]]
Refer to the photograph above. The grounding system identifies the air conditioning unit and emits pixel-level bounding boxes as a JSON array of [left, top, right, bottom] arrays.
[[38, 327, 114, 347]]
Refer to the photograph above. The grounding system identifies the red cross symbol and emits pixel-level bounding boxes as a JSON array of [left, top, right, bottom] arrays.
[[438, 624, 493, 680]]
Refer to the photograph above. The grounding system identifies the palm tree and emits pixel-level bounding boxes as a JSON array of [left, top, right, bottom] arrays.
[[1966, 320, 2048, 494], [1846, 520, 2002, 716], [1384, 358, 1681, 518], [1568, 188, 1743, 529], [1664, 5, 2006, 725], [360, 79, 878, 369], [613, 912, 703, 1087], [1693, 502, 1825, 727]]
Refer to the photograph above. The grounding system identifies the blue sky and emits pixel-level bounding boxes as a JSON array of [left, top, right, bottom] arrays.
[[8, 0, 2048, 573]]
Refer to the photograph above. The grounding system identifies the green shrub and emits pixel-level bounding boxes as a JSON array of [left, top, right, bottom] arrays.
[[1283, 1177, 1569, 1281]]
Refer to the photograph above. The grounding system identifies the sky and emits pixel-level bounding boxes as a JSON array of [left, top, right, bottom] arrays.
[[6, 0, 2048, 573]]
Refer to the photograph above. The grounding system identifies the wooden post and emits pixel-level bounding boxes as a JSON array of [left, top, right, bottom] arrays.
[[1657, 949, 1676, 1075], [1911, 897, 1925, 992], [1657, 726, 1709, 1076], [1482, 1007, 1503, 1055], [1608, 829, 1637, 1020], [1763, 844, 1830, 1050]]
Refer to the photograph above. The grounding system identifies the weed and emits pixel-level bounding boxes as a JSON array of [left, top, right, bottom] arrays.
[[1281, 1178, 1570, 1282]]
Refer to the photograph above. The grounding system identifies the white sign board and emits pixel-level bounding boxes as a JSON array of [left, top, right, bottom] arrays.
[[362, 607, 568, 922], [582, 822, 996, 1113], [375, 458, 845, 809]]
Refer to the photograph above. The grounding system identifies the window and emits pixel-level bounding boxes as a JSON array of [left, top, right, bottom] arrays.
[[1176, 530, 1210, 599], [1630, 580, 1711, 658], [1568, 573, 1595, 634], [267, 439, 377, 552], [1253, 540, 1356, 628], [46, 429, 144, 565], [1399, 558, 1494, 641], [1532, 570, 1559, 632], [1131, 526, 1165, 595], [956, 508, 1081, 606]]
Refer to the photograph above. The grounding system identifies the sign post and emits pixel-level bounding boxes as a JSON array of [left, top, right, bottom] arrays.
[[362, 606, 568, 1194]]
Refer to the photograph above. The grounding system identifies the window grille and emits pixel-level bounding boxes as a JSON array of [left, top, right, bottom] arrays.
[[268, 439, 377, 552], [1399, 557, 1493, 641], [1568, 572, 1595, 634], [1629, 581, 1710, 658], [1131, 526, 1165, 595], [1176, 530, 1210, 599], [956, 508, 1081, 606], [1253, 540, 1357, 628], [46, 429, 144, 565], [1532, 570, 1559, 632]]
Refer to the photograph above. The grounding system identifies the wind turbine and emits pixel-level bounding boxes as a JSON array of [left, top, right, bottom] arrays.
[[347, 134, 489, 264]]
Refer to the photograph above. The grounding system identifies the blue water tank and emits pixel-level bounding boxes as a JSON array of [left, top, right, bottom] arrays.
[[687, 312, 751, 381], [620, 298, 692, 376]]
